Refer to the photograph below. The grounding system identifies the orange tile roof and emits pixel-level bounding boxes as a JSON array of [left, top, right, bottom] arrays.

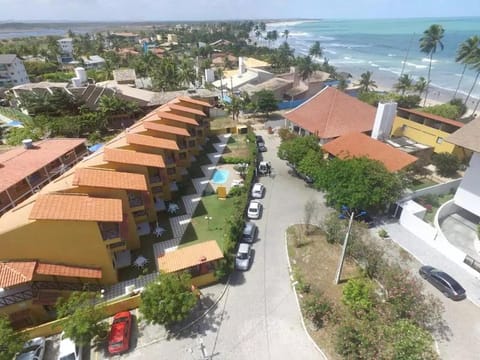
[[0, 261, 36, 288], [177, 96, 212, 107], [157, 240, 224, 273], [73, 168, 148, 191], [0, 138, 86, 193], [126, 133, 179, 151], [29, 194, 123, 222], [0, 261, 102, 288], [168, 103, 206, 117], [104, 148, 165, 168], [284, 87, 377, 139], [143, 121, 190, 136], [36, 263, 102, 279], [148, 111, 198, 126], [398, 108, 465, 128], [322, 132, 418, 172]]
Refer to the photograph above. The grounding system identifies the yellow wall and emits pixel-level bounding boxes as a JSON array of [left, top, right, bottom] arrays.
[[391, 116, 466, 160]]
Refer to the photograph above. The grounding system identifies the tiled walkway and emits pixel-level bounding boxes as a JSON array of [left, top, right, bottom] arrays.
[[153, 135, 230, 259]]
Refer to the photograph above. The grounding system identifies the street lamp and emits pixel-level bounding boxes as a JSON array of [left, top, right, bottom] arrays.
[[204, 216, 212, 230]]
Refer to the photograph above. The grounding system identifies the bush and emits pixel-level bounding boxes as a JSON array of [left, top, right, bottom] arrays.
[[302, 292, 333, 329], [378, 228, 389, 238], [278, 128, 297, 142], [221, 156, 250, 164], [228, 186, 246, 198], [432, 152, 460, 177]]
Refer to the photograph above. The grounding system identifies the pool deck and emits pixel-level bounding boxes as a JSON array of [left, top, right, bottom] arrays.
[[210, 163, 244, 193]]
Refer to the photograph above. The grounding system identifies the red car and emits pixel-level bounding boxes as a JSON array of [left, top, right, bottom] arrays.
[[108, 311, 132, 355]]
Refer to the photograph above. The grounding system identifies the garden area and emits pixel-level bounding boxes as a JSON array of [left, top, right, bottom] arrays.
[[210, 115, 236, 131], [416, 192, 455, 224], [287, 211, 445, 359], [221, 134, 254, 162]]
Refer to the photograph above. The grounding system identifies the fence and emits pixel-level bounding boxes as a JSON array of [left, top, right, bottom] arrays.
[[399, 199, 437, 242], [405, 178, 462, 200]]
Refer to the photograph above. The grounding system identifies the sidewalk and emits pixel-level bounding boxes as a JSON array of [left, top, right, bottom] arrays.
[[380, 221, 480, 307]]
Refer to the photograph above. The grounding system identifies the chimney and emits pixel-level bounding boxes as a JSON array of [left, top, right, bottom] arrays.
[[372, 102, 397, 140], [22, 139, 33, 149], [290, 66, 299, 87], [238, 57, 246, 75]]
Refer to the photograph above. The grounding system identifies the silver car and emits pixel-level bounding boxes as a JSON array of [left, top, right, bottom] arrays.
[[247, 200, 262, 219], [235, 243, 252, 271], [16, 337, 46, 360]]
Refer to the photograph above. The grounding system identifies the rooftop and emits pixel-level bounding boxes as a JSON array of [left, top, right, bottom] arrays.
[[157, 240, 224, 273], [113, 68, 137, 82], [72, 168, 148, 191], [0, 54, 18, 64], [146, 110, 198, 126], [285, 86, 377, 139], [29, 194, 123, 222], [398, 108, 465, 128], [177, 96, 212, 108], [169, 102, 206, 116], [322, 132, 418, 172], [126, 133, 179, 151], [446, 117, 480, 152], [143, 121, 190, 136], [103, 148, 165, 168], [0, 138, 86, 193]]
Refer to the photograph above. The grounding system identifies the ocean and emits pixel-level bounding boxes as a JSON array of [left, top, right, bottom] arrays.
[[267, 17, 480, 99]]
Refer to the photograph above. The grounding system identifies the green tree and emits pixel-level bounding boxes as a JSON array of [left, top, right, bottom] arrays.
[[454, 35, 479, 99], [317, 157, 405, 212], [356, 71, 378, 92], [414, 76, 428, 96], [394, 74, 413, 95], [297, 149, 325, 184], [419, 24, 445, 106], [296, 55, 318, 81], [309, 41, 323, 58], [0, 316, 25, 360], [56, 291, 108, 346], [342, 278, 376, 317], [421, 103, 463, 120], [282, 29, 290, 42], [432, 152, 460, 177], [253, 89, 278, 118], [140, 272, 197, 326], [278, 135, 320, 167]]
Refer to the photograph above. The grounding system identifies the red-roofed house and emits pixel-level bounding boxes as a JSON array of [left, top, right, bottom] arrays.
[[284, 86, 377, 144]]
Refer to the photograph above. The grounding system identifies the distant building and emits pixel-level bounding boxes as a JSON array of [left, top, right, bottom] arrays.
[[167, 34, 178, 44], [57, 38, 74, 63], [81, 55, 106, 69], [0, 54, 30, 87], [113, 68, 137, 85]]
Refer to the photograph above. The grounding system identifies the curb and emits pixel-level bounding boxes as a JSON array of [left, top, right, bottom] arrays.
[[284, 227, 329, 360]]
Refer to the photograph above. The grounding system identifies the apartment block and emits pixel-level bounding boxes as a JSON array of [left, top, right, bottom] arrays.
[[0, 54, 30, 87]]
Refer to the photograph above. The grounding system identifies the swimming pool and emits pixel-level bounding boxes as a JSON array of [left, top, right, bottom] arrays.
[[212, 169, 229, 184]]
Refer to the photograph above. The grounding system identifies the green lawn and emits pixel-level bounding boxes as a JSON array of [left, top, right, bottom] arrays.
[[409, 178, 438, 191], [418, 193, 455, 224], [180, 195, 235, 251]]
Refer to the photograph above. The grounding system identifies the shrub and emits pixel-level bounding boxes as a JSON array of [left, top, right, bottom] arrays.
[[228, 186, 246, 198], [302, 292, 333, 329], [432, 152, 460, 177], [342, 278, 376, 317], [221, 156, 250, 164], [378, 228, 389, 238], [278, 128, 297, 142]]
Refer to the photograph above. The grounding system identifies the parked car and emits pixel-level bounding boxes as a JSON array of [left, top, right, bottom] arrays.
[[257, 142, 267, 152], [58, 333, 82, 360], [247, 200, 262, 219], [255, 135, 264, 144], [108, 311, 133, 355], [16, 337, 45, 360], [286, 162, 313, 184], [235, 243, 253, 270], [258, 161, 271, 176], [419, 265, 466, 300], [251, 183, 265, 199], [242, 222, 258, 243], [338, 206, 375, 228]]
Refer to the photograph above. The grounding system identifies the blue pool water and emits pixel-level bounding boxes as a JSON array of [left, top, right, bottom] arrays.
[[212, 169, 229, 184]]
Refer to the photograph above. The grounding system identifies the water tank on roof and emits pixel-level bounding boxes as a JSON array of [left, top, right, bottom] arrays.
[[74, 67, 87, 84], [71, 77, 82, 88], [22, 139, 33, 149]]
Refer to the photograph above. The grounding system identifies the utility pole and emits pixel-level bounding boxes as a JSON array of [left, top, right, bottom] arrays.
[[334, 211, 355, 284]]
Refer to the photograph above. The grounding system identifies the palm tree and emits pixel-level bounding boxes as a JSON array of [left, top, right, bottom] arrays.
[[414, 76, 428, 95], [419, 24, 445, 106], [297, 56, 318, 81], [176, 58, 196, 88], [282, 29, 290, 42], [461, 42, 480, 107], [394, 74, 413, 95], [454, 36, 479, 98], [356, 71, 377, 92], [309, 41, 323, 58]]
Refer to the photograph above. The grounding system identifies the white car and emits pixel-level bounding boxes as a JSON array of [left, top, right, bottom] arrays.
[[58, 333, 82, 360], [247, 200, 262, 219], [16, 337, 45, 360], [251, 183, 265, 199], [235, 243, 252, 270]]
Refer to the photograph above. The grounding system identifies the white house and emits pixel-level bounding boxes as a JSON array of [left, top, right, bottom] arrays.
[[0, 54, 30, 87], [57, 38, 74, 64]]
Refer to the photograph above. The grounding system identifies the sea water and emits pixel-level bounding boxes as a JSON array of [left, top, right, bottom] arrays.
[[267, 17, 480, 98]]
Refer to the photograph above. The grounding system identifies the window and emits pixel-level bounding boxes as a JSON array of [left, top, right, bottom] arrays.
[[436, 137, 443, 144]]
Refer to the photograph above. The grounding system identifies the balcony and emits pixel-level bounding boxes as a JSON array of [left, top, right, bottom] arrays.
[[99, 222, 121, 241], [107, 240, 127, 252], [128, 192, 144, 208], [149, 175, 162, 186]]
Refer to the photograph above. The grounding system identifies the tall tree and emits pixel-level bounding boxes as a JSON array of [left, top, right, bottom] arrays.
[[414, 76, 428, 95], [309, 41, 323, 58], [461, 39, 480, 107], [454, 35, 479, 99], [419, 24, 445, 106], [356, 71, 378, 92], [282, 29, 290, 42], [296, 55, 318, 81], [394, 74, 413, 95]]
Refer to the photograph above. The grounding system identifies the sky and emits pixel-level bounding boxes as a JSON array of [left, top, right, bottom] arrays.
[[0, 0, 480, 22]]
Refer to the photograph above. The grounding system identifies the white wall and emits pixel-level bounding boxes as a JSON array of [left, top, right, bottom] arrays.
[[399, 200, 437, 242], [454, 152, 480, 217]]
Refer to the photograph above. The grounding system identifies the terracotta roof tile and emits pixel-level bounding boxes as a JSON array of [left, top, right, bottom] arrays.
[[143, 121, 190, 136], [322, 132, 418, 172], [177, 96, 212, 107], [0, 138, 86, 193], [29, 194, 123, 222], [168, 103, 206, 117], [284, 87, 377, 139], [104, 148, 165, 168], [147, 111, 199, 126], [0, 261, 36, 288], [73, 168, 148, 191], [36, 263, 102, 279], [157, 240, 224, 273], [399, 108, 465, 128], [126, 133, 179, 151]]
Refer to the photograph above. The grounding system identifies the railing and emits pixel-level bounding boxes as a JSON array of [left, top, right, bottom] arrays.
[[108, 240, 127, 252], [128, 195, 144, 208], [149, 175, 162, 184]]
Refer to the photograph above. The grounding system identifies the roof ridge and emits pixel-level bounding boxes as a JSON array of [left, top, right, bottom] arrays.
[[5, 261, 36, 280], [323, 87, 338, 137]]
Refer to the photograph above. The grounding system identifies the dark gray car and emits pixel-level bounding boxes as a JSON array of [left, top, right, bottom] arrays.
[[419, 265, 466, 300], [242, 222, 258, 243]]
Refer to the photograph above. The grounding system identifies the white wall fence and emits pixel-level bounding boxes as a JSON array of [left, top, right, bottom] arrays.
[[403, 178, 462, 201], [399, 199, 438, 243]]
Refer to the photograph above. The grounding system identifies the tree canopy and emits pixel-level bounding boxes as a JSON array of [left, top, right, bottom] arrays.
[[0, 316, 25, 360], [277, 135, 320, 167], [253, 89, 278, 118]]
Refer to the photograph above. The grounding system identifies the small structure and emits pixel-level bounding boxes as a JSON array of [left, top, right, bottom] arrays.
[[113, 69, 137, 85], [81, 55, 106, 69], [157, 240, 223, 287], [0, 54, 29, 87]]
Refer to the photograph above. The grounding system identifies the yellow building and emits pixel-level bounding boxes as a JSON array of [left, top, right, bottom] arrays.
[[391, 108, 470, 160], [0, 96, 213, 327]]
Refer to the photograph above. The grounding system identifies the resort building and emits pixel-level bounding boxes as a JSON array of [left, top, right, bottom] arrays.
[[0, 96, 212, 327], [0, 54, 30, 87], [390, 108, 469, 160], [284, 86, 377, 144], [57, 38, 74, 64], [0, 138, 88, 217]]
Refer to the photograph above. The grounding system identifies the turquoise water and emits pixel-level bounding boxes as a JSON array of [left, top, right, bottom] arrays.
[[212, 169, 229, 184], [268, 17, 480, 98]]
